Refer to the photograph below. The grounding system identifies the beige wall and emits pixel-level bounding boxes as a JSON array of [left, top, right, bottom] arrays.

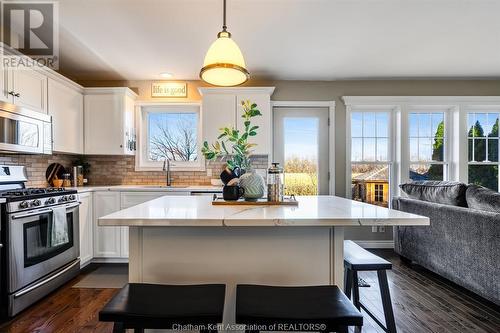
[[78, 79, 500, 241]]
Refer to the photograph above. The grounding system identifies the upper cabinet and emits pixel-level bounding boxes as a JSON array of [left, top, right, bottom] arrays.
[[9, 68, 48, 114], [0, 63, 48, 114], [84, 88, 137, 155], [48, 78, 84, 154], [199, 87, 275, 155]]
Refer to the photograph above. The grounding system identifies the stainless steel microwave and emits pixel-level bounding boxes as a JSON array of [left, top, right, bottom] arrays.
[[0, 100, 52, 154]]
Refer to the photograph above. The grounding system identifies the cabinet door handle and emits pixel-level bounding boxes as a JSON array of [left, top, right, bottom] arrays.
[[8, 91, 14, 96], [14, 93, 20, 97]]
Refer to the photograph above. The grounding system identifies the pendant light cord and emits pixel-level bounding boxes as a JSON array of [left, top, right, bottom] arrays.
[[222, 0, 227, 31]]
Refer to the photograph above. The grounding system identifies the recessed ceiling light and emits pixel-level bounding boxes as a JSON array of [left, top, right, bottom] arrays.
[[160, 72, 173, 78]]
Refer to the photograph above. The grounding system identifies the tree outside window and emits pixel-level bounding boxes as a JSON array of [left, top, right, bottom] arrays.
[[468, 113, 499, 191]]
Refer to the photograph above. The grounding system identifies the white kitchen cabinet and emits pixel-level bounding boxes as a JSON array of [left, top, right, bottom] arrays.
[[93, 191, 122, 258], [48, 78, 84, 153], [84, 88, 137, 155], [201, 93, 236, 146], [119, 191, 190, 257], [1, 65, 48, 114], [78, 192, 93, 267], [0, 59, 8, 103], [199, 87, 274, 155]]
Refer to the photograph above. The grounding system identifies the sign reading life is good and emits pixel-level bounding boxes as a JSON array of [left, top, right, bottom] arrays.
[[151, 82, 187, 97]]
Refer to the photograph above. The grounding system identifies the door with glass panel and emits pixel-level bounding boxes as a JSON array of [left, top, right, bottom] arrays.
[[273, 107, 329, 195]]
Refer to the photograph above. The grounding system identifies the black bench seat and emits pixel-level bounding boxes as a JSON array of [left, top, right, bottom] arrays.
[[99, 283, 225, 333], [344, 240, 397, 333], [236, 284, 363, 332]]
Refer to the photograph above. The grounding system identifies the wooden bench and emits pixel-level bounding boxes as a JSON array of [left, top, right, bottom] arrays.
[[344, 240, 397, 333], [99, 283, 225, 333], [235, 284, 363, 333]]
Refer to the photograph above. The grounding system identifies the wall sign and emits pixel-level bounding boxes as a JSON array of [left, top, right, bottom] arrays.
[[151, 82, 187, 98]]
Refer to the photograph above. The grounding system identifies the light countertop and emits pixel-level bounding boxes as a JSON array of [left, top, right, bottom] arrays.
[[98, 195, 429, 227], [74, 185, 223, 193]]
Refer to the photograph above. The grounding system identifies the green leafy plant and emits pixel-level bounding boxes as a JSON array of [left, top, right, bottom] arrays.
[[201, 100, 261, 171]]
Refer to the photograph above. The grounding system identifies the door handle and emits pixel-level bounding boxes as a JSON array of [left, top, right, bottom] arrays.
[[13, 259, 80, 298], [12, 208, 53, 219], [14, 92, 20, 97], [8, 91, 14, 96], [11, 202, 80, 219]]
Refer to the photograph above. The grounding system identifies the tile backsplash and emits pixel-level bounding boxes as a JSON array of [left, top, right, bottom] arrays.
[[0, 153, 268, 187]]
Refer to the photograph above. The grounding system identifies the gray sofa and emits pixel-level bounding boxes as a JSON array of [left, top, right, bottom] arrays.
[[393, 182, 500, 306]]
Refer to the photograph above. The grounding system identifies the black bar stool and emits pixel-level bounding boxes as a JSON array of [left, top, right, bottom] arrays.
[[235, 284, 363, 333], [99, 283, 225, 333], [344, 240, 397, 333]]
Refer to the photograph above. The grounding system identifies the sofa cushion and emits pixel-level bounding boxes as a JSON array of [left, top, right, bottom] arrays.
[[399, 181, 468, 207], [466, 184, 500, 213]]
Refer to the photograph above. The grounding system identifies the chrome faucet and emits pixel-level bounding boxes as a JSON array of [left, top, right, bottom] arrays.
[[163, 159, 173, 186]]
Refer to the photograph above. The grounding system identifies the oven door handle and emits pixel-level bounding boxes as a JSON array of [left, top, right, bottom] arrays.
[[11, 208, 53, 219], [11, 202, 80, 220], [13, 259, 80, 298]]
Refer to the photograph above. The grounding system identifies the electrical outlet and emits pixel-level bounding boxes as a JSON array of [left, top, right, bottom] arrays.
[[371, 226, 378, 232], [379, 226, 385, 233]]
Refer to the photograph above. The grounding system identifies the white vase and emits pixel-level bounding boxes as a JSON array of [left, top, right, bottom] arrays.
[[239, 169, 265, 201]]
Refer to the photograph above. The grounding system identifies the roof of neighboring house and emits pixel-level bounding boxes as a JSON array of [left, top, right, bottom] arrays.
[[352, 165, 389, 182], [409, 170, 429, 181]]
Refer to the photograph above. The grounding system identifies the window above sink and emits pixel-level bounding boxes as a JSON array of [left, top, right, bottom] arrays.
[[135, 103, 204, 171]]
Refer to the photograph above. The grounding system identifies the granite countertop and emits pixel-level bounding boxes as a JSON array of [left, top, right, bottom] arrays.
[[98, 195, 430, 227]]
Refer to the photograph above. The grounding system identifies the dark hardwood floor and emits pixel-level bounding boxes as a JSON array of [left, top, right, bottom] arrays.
[[0, 250, 498, 333]]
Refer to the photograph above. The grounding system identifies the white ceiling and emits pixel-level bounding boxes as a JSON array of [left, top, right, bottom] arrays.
[[57, 0, 500, 81]]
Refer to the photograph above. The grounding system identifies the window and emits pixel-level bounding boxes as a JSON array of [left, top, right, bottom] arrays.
[[374, 184, 384, 202], [468, 112, 499, 191], [137, 104, 203, 170], [409, 112, 447, 181], [350, 111, 391, 207]]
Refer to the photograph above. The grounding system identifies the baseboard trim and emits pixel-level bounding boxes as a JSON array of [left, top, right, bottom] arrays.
[[91, 258, 129, 264], [354, 240, 394, 249]]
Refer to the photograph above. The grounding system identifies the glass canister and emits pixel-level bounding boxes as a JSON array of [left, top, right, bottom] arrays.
[[267, 162, 284, 202]]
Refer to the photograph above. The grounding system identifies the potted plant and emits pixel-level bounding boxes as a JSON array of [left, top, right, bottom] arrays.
[[201, 100, 265, 200]]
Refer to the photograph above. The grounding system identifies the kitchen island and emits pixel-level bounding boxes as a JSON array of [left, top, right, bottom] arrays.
[[99, 195, 428, 326]]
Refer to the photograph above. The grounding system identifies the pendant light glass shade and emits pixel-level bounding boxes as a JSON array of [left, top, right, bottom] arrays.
[[200, 1, 249, 86]]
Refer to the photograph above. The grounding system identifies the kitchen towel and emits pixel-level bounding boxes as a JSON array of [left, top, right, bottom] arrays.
[[51, 206, 69, 247]]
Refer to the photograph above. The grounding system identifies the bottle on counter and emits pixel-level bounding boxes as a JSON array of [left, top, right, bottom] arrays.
[[62, 173, 71, 188], [267, 162, 284, 202]]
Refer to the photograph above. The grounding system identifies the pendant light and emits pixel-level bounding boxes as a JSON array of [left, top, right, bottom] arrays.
[[200, 0, 249, 86]]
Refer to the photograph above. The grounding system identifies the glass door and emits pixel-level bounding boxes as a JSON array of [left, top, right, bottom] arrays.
[[273, 107, 330, 195]]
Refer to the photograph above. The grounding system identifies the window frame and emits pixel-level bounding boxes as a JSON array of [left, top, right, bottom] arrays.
[[374, 184, 384, 202], [135, 102, 205, 171], [407, 108, 450, 182], [466, 109, 500, 191], [344, 96, 500, 206], [346, 106, 395, 207]]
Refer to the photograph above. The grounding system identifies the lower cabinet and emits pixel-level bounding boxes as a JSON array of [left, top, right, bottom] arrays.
[[118, 192, 190, 258], [93, 191, 123, 258], [87, 190, 191, 262], [78, 192, 93, 267]]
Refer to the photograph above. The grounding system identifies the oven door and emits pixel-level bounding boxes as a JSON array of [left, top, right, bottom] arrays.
[[7, 202, 80, 293]]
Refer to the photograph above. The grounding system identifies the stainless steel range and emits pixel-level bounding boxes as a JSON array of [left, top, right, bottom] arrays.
[[0, 165, 80, 317]]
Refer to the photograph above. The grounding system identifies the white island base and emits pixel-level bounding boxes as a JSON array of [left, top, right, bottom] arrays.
[[129, 226, 344, 328]]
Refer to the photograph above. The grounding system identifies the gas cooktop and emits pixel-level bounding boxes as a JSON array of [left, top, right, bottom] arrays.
[[0, 187, 77, 201]]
